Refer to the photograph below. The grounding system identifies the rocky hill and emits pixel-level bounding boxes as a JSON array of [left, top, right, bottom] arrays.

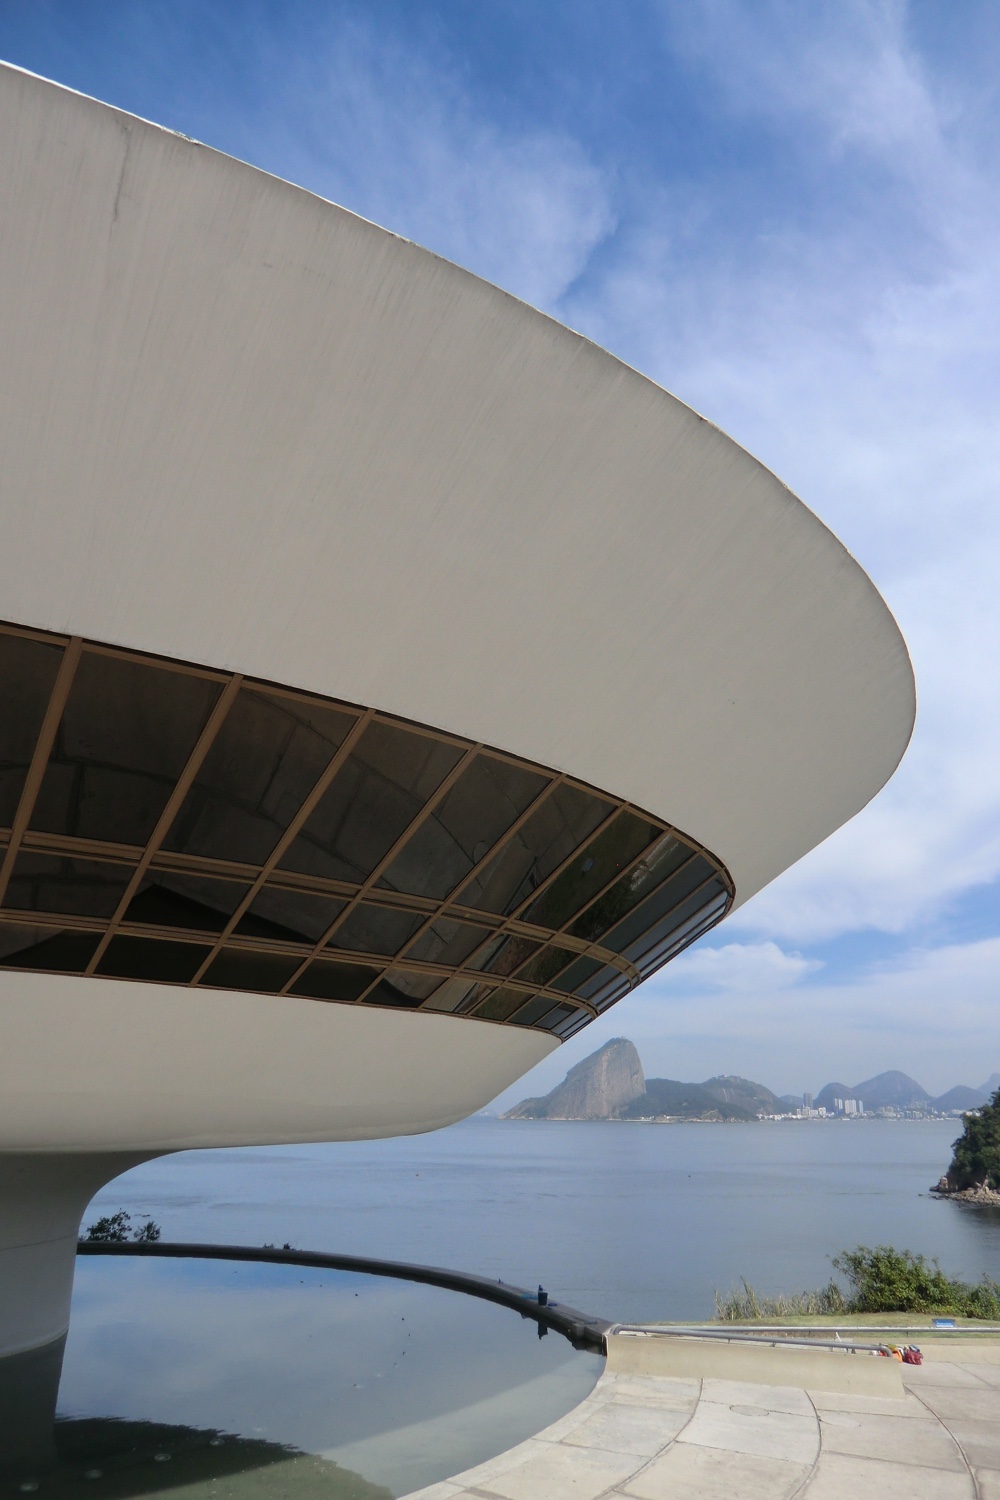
[[933, 1085, 989, 1113], [816, 1071, 931, 1111], [701, 1075, 782, 1115], [618, 1079, 755, 1122], [503, 1037, 645, 1119], [503, 1042, 764, 1122]]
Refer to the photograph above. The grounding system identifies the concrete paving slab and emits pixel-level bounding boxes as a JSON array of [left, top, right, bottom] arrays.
[[935, 1418, 1000, 1471], [473, 1442, 639, 1500], [675, 1397, 819, 1464], [701, 1376, 814, 1414], [811, 1387, 925, 1417], [803, 1452, 975, 1499], [817, 1410, 965, 1470], [903, 1360, 991, 1387], [605, 1380, 700, 1412], [911, 1384, 1000, 1422], [560, 1401, 689, 1456], [620, 1443, 811, 1500]]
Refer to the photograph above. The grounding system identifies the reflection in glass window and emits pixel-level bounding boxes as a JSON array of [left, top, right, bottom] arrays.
[[0, 634, 64, 829], [377, 754, 549, 900], [600, 854, 717, 956], [124, 874, 251, 932], [289, 958, 380, 1002], [0, 623, 733, 1036], [201, 948, 304, 993], [280, 722, 464, 883], [567, 833, 694, 942], [456, 783, 614, 915], [522, 812, 659, 932], [96, 936, 212, 983], [406, 918, 493, 968], [164, 689, 354, 866], [0, 923, 100, 971], [327, 903, 424, 957], [31, 654, 221, 846], [235, 888, 345, 944], [4, 853, 133, 918]]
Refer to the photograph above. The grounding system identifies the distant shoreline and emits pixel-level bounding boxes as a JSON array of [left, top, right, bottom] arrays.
[[496, 1114, 957, 1125]]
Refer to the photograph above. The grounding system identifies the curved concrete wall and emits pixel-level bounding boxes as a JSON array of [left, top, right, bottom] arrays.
[[0, 971, 556, 1152], [0, 64, 915, 911]]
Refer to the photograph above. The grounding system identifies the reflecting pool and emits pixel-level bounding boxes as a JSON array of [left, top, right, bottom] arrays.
[[32, 1257, 602, 1497]]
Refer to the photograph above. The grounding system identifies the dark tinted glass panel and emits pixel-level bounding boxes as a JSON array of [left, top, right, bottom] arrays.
[[626, 886, 728, 975], [3, 854, 132, 918], [422, 977, 483, 1012], [472, 987, 534, 1023], [601, 853, 716, 956], [467, 933, 539, 977], [235, 888, 345, 943], [576, 964, 629, 1007], [513, 945, 577, 987], [550, 955, 604, 993], [508, 994, 561, 1027], [406, 918, 492, 968], [164, 689, 354, 865], [0, 635, 63, 828], [327, 903, 424, 957], [536, 1003, 577, 1032], [279, 722, 464, 884], [366, 968, 442, 1007], [568, 833, 694, 942], [456, 783, 613, 916], [96, 936, 211, 983], [31, 654, 220, 845], [549, 1006, 588, 1038], [522, 812, 659, 932], [124, 874, 250, 932], [201, 948, 303, 993], [289, 959, 380, 1001], [377, 755, 549, 900], [0, 923, 99, 970]]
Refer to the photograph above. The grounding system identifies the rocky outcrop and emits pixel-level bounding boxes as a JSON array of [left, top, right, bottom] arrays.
[[931, 1176, 1000, 1206], [503, 1038, 645, 1119]]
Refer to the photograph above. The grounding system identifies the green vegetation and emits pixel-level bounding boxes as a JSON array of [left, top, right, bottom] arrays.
[[81, 1209, 161, 1243], [946, 1087, 1000, 1190], [716, 1244, 1000, 1321]]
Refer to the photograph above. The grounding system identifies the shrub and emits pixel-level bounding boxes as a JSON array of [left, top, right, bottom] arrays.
[[81, 1210, 161, 1243], [716, 1245, 1000, 1320], [831, 1245, 956, 1313]]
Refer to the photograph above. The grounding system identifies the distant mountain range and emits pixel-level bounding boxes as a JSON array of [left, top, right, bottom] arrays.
[[503, 1039, 783, 1122], [814, 1070, 997, 1114], [501, 1041, 998, 1122]]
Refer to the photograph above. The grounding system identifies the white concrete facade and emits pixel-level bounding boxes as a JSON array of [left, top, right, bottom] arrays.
[[0, 62, 915, 1407]]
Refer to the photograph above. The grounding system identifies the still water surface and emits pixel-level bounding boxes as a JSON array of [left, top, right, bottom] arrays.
[[85, 1117, 1000, 1322], [57, 1118, 1000, 1495]]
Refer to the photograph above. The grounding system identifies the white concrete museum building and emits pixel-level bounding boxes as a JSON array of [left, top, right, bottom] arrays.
[[0, 61, 914, 1436]]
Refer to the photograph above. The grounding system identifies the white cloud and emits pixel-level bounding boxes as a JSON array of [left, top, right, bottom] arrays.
[[660, 941, 821, 992], [562, 2, 1000, 945], [490, 934, 1000, 1108], [230, 17, 615, 311]]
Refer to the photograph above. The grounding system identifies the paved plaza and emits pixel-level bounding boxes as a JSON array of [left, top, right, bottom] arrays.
[[404, 1342, 1000, 1500]]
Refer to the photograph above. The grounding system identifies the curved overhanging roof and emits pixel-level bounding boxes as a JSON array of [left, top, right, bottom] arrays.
[[0, 63, 914, 912]]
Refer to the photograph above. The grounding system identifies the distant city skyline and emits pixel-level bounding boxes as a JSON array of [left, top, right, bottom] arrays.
[[5, 2, 999, 1094]]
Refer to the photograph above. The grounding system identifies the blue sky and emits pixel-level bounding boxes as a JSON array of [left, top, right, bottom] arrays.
[[3, 2, 999, 1097]]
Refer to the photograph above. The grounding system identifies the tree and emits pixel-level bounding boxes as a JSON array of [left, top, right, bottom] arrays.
[[946, 1089, 1000, 1190], [81, 1210, 161, 1242]]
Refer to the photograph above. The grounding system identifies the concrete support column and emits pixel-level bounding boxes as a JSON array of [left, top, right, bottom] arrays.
[[0, 1152, 155, 1473]]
